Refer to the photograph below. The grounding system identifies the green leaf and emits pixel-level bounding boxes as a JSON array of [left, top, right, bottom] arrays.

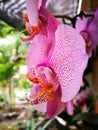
[[0, 63, 17, 80], [26, 117, 36, 130], [0, 20, 14, 37], [73, 112, 98, 125], [41, 119, 54, 130]]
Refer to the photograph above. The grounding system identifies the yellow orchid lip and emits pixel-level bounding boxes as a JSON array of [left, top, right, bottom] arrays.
[[26, 25, 40, 35], [23, 13, 29, 22], [31, 89, 54, 105], [23, 13, 42, 35], [27, 67, 55, 104], [27, 73, 39, 83]]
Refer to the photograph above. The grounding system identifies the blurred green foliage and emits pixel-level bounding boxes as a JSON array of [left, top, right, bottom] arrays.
[[0, 93, 4, 101], [0, 20, 28, 82], [0, 20, 31, 110], [0, 20, 14, 37]]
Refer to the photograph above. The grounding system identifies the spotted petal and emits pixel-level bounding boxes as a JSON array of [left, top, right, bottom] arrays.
[[30, 85, 47, 112], [49, 24, 88, 102]]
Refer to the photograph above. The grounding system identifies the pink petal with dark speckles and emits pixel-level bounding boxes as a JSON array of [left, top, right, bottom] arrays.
[[49, 24, 88, 102]]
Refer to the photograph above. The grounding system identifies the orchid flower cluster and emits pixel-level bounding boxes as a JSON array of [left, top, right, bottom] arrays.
[[21, 0, 98, 118]]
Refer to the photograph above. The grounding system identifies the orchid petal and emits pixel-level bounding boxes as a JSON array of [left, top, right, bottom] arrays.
[[75, 17, 92, 56], [26, 0, 38, 26], [26, 35, 49, 69], [29, 85, 41, 99], [39, 6, 60, 44], [29, 85, 47, 112], [87, 8, 98, 50], [38, 0, 47, 9], [75, 16, 89, 32], [36, 65, 55, 84], [34, 103, 47, 112], [75, 8, 98, 51], [49, 24, 88, 102], [20, 30, 39, 42], [36, 65, 59, 91], [42, 0, 47, 7], [38, 0, 42, 9], [47, 87, 66, 118], [66, 100, 74, 115], [80, 31, 92, 56], [47, 13, 60, 46]]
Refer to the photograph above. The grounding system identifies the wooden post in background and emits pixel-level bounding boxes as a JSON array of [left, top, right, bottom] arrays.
[[81, 0, 98, 11], [81, 0, 98, 113], [92, 55, 98, 113]]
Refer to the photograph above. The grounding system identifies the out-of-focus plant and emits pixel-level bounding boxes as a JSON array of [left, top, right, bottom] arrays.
[[13, 74, 31, 90], [0, 122, 17, 130], [17, 117, 36, 130], [73, 112, 98, 129], [0, 20, 14, 37], [26, 117, 36, 130], [0, 20, 29, 110]]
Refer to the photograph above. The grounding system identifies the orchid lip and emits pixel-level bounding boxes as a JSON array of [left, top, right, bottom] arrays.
[[20, 14, 42, 42], [23, 14, 42, 35], [19, 29, 37, 42], [27, 66, 55, 105]]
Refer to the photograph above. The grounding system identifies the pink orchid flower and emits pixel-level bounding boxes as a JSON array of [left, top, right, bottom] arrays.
[[22, 0, 88, 118], [75, 8, 98, 56], [66, 88, 90, 116], [73, 87, 89, 107]]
